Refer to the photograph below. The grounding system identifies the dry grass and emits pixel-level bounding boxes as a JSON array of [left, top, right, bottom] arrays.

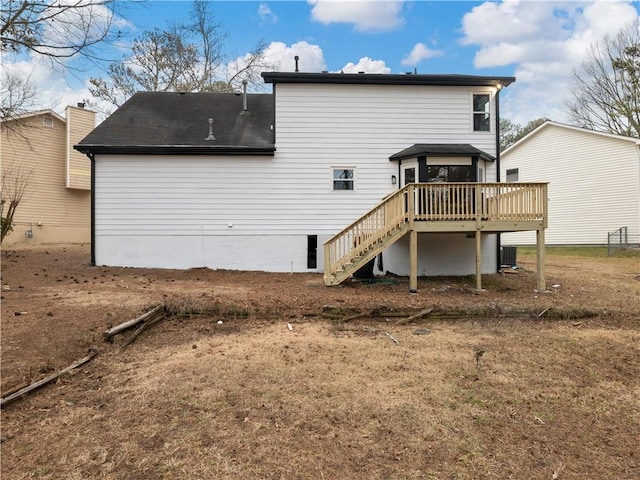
[[3, 318, 640, 479], [1, 245, 639, 479]]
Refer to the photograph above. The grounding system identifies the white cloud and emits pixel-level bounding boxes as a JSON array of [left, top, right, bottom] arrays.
[[263, 41, 327, 72], [401, 43, 444, 66], [461, 0, 575, 45], [258, 3, 278, 24], [461, 0, 640, 124], [337, 57, 391, 74], [2, 57, 111, 121], [473, 40, 567, 68], [308, 0, 405, 32]]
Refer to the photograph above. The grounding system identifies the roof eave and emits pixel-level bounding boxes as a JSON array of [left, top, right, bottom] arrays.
[[389, 145, 496, 162], [1, 109, 66, 124], [73, 145, 276, 156], [390, 153, 496, 162], [262, 72, 515, 88]]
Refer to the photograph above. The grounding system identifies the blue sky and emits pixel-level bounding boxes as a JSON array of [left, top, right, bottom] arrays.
[[7, 1, 640, 125]]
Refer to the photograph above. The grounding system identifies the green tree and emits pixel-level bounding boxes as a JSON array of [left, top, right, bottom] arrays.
[[500, 117, 550, 151], [89, 1, 274, 111], [567, 23, 640, 138], [499, 118, 520, 151]]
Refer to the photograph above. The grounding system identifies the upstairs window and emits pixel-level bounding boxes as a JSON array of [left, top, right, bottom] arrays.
[[472, 93, 490, 132], [332, 168, 354, 190], [43, 115, 54, 128], [506, 168, 519, 182]]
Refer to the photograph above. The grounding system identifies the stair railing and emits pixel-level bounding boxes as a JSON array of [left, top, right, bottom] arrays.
[[324, 186, 409, 280]]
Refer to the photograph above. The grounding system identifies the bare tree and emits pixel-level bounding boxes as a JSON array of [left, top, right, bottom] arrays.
[[89, 1, 275, 110], [567, 23, 640, 138], [1, 0, 119, 60], [0, 69, 36, 135], [1, 163, 31, 242], [1, 0, 127, 125]]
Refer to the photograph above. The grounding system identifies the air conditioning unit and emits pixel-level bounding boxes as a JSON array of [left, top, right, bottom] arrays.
[[501, 246, 517, 267]]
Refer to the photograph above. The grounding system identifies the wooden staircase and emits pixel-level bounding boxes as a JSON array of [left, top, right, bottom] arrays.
[[323, 188, 410, 286]]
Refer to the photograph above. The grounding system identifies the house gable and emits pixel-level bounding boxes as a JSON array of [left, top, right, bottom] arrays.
[[503, 120, 640, 156]]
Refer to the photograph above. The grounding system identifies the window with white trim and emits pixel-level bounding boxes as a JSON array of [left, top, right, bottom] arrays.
[[332, 168, 354, 190], [43, 115, 53, 128], [472, 93, 490, 132], [506, 168, 519, 182]]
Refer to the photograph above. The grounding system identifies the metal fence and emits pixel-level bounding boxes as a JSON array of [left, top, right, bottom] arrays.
[[607, 226, 629, 256]]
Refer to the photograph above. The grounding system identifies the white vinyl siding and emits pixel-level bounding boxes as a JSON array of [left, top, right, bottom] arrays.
[[275, 84, 498, 202], [95, 155, 341, 236], [502, 123, 640, 245]]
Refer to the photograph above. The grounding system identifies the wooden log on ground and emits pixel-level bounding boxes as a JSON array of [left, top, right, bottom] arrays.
[[122, 309, 166, 347], [370, 311, 413, 318], [0, 381, 31, 399], [384, 332, 400, 345], [103, 305, 164, 341], [330, 311, 371, 323], [395, 308, 434, 326], [1, 348, 98, 408]]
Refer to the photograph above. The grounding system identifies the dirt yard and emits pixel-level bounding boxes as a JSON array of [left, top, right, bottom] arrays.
[[1, 244, 639, 479]]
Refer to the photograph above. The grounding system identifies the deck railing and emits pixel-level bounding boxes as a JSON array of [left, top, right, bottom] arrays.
[[408, 182, 547, 222], [323, 182, 547, 282]]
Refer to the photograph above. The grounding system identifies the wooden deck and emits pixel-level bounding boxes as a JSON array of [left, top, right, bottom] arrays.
[[323, 182, 548, 291]]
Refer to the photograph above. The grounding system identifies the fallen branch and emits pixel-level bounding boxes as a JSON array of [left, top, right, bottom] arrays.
[[1, 348, 98, 408], [103, 305, 164, 341], [122, 309, 166, 347], [320, 312, 350, 320], [329, 311, 372, 324], [0, 381, 31, 399], [395, 308, 434, 326], [385, 332, 400, 345], [538, 307, 551, 318]]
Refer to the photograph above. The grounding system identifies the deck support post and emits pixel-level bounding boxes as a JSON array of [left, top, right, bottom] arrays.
[[475, 230, 482, 290], [409, 230, 418, 293], [536, 228, 546, 291]]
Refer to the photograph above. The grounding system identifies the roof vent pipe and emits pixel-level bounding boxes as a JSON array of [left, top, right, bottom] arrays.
[[294, 55, 299, 72], [242, 80, 248, 111], [205, 118, 216, 141]]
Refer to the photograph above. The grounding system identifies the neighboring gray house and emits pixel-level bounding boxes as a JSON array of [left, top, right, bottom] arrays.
[[501, 121, 640, 247], [76, 71, 549, 291]]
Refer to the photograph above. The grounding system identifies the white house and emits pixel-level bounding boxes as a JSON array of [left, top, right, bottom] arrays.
[[501, 121, 640, 247], [76, 71, 549, 291]]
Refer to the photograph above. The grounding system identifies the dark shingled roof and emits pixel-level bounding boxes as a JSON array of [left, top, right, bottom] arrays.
[[389, 144, 495, 162], [262, 72, 515, 88], [75, 91, 275, 156]]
